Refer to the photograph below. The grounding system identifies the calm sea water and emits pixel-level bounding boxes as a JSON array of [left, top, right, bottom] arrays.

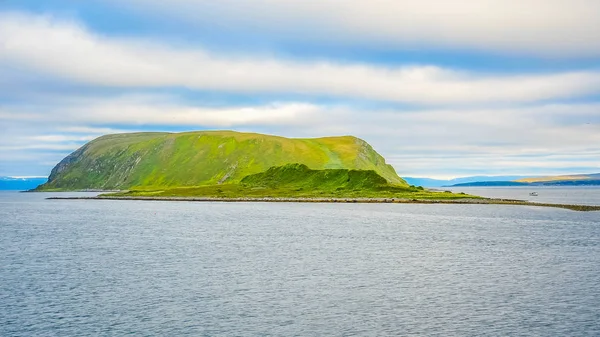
[[447, 186, 600, 206], [1, 190, 599, 336]]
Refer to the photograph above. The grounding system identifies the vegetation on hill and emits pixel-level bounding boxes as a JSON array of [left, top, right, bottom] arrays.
[[36, 131, 405, 191], [109, 164, 477, 200], [240, 163, 389, 190]]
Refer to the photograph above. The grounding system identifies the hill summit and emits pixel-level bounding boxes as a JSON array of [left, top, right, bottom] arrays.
[[37, 131, 405, 191]]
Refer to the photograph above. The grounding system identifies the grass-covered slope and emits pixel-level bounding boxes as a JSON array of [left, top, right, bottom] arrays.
[[37, 131, 405, 191], [111, 164, 476, 200], [240, 163, 389, 190]]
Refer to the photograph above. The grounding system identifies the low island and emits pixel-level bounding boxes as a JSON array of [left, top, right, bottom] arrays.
[[36, 131, 600, 211]]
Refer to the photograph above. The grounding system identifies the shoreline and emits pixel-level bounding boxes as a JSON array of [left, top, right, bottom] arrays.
[[46, 196, 600, 212]]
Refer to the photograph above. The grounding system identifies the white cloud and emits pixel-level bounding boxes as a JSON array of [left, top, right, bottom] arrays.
[[1, 10, 599, 177], [29, 135, 98, 143], [77, 101, 322, 127], [2, 12, 600, 105], [114, 0, 600, 57], [56, 126, 137, 135], [1, 93, 599, 177], [0, 144, 85, 151], [0, 96, 325, 127]]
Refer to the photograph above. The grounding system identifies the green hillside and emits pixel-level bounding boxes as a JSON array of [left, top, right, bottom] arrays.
[[37, 131, 405, 191], [110, 164, 476, 200], [241, 163, 389, 190]]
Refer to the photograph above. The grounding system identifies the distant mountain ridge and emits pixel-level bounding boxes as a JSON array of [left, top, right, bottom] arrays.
[[516, 173, 600, 183], [449, 181, 529, 187], [448, 173, 600, 187], [404, 173, 600, 187], [452, 180, 600, 187], [36, 131, 406, 191], [403, 175, 530, 187], [0, 177, 48, 190]]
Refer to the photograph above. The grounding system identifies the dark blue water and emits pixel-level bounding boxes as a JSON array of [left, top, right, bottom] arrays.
[[1, 191, 599, 336]]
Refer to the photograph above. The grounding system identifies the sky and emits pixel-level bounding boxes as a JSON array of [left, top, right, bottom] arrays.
[[1, 0, 599, 179]]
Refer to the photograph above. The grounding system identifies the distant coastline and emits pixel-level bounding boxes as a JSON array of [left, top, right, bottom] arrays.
[[404, 173, 600, 187], [449, 180, 600, 187]]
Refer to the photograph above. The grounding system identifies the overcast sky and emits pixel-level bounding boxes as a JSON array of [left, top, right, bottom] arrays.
[[1, 0, 599, 179]]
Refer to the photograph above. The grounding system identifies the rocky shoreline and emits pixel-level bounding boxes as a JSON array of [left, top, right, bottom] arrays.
[[46, 196, 600, 211]]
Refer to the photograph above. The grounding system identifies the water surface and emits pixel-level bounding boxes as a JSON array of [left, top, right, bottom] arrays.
[[447, 186, 600, 205], [1, 191, 599, 336]]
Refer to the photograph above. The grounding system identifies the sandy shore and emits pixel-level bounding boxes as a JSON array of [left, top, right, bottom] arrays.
[[46, 196, 600, 211]]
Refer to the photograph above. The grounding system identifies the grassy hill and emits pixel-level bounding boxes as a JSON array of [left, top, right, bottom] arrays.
[[240, 163, 389, 190], [111, 164, 476, 200], [37, 131, 405, 191]]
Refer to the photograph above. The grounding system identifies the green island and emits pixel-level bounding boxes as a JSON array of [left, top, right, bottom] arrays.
[[104, 163, 475, 200], [37, 131, 600, 211]]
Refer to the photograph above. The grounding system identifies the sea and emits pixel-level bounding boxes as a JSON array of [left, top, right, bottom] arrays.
[[1, 188, 599, 336]]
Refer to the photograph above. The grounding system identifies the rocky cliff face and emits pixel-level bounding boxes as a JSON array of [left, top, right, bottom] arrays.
[[46, 145, 88, 185]]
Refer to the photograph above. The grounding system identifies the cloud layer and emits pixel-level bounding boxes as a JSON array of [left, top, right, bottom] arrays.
[[2, 12, 600, 106], [0, 6, 599, 178], [117, 0, 600, 57], [2, 92, 599, 178]]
